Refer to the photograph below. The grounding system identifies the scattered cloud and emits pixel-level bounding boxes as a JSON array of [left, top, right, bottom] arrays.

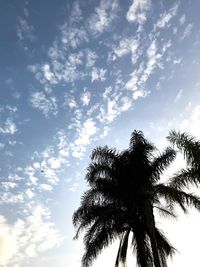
[[30, 91, 58, 117], [16, 18, 35, 42], [180, 23, 193, 41], [0, 206, 62, 266], [112, 37, 139, 64], [60, 23, 88, 49], [88, 0, 119, 34], [155, 2, 179, 29], [0, 119, 17, 135], [91, 67, 107, 82], [80, 91, 91, 106], [126, 0, 151, 24]]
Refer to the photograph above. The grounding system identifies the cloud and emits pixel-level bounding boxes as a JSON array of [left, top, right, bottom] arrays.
[[133, 89, 149, 100], [60, 23, 88, 48], [80, 91, 91, 106], [112, 37, 139, 64], [74, 119, 97, 146], [85, 49, 98, 67], [0, 206, 62, 266], [179, 14, 186, 26], [0, 119, 17, 135], [174, 89, 183, 103], [180, 23, 193, 41], [0, 216, 17, 266], [16, 18, 35, 42], [139, 40, 161, 84], [70, 1, 83, 24], [126, 0, 151, 24], [155, 2, 179, 29], [70, 119, 97, 158], [179, 105, 200, 138], [30, 91, 58, 117], [89, 0, 119, 34], [91, 67, 107, 82], [97, 95, 134, 124]]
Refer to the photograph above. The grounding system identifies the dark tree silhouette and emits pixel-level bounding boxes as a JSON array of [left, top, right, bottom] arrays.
[[167, 130, 200, 189], [73, 130, 200, 267]]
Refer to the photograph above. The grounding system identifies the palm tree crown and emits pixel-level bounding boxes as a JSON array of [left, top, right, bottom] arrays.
[[73, 130, 200, 267]]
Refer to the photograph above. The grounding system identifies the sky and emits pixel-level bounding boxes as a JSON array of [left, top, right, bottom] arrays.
[[1, 0, 200, 266]]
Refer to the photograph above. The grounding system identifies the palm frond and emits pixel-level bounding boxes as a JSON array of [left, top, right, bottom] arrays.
[[129, 130, 155, 155], [115, 230, 130, 267], [91, 146, 118, 163], [154, 206, 177, 220], [169, 167, 200, 189], [132, 231, 153, 267], [86, 162, 113, 184], [151, 147, 176, 182], [155, 184, 200, 213], [82, 219, 122, 267], [155, 228, 175, 257], [167, 130, 200, 168]]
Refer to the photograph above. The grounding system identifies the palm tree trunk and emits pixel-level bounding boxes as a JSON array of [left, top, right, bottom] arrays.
[[146, 202, 162, 267]]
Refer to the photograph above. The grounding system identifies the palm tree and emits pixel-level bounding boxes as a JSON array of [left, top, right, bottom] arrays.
[[73, 130, 200, 267], [167, 130, 200, 189]]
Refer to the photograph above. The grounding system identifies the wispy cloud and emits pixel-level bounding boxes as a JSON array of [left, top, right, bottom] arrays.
[[180, 23, 193, 41], [126, 0, 151, 24], [30, 91, 58, 117], [111, 37, 139, 64], [0, 119, 17, 135], [16, 18, 35, 42], [174, 89, 183, 102], [88, 0, 119, 34], [155, 2, 179, 29], [0, 206, 62, 266]]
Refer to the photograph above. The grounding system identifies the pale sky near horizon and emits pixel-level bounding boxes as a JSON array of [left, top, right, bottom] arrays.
[[1, 0, 200, 266]]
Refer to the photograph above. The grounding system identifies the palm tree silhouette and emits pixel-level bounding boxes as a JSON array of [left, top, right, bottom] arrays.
[[73, 130, 200, 267], [167, 130, 200, 189]]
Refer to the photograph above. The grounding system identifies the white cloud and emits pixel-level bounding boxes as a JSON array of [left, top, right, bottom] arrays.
[[139, 40, 161, 84], [47, 157, 63, 169], [179, 14, 186, 26], [70, 118, 97, 158], [133, 89, 148, 100], [42, 64, 57, 84], [174, 89, 183, 103], [156, 3, 179, 29], [40, 184, 53, 191], [30, 92, 58, 117], [126, 0, 151, 24], [0, 216, 17, 266], [112, 37, 139, 64], [70, 1, 83, 23], [180, 23, 193, 41], [0, 205, 62, 266], [1, 182, 17, 191], [89, 0, 119, 34], [91, 67, 107, 82], [80, 91, 91, 106], [16, 18, 35, 42], [74, 119, 97, 146], [0, 119, 17, 135], [179, 105, 200, 138], [86, 50, 98, 67], [60, 23, 88, 48]]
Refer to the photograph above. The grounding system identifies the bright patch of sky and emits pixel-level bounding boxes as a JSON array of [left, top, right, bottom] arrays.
[[1, 0, 200, 266]]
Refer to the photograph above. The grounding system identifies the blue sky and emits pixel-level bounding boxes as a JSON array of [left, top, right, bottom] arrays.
[[1, 0, 200, 266]]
